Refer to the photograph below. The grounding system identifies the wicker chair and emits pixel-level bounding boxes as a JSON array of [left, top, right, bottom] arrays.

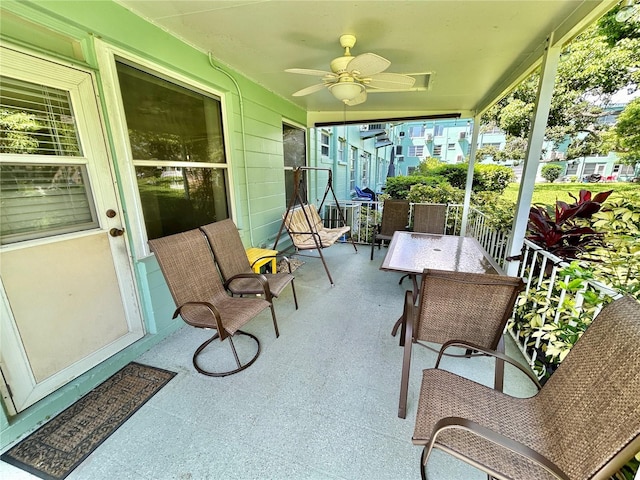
[[412, 203, 446, 234], [370, 199, 410, 260], [149, 228, 278, 377], [398, 269, 524, 418], [200, 219, 298, 310], [399, 203, 448, 285], [412, 295, 640, 480]]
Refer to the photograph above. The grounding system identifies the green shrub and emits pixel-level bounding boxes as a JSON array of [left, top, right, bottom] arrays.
[[383, 175, 444, 199], [406, 183, 464, 204], [474, 164, 514, 193], [540, 163, 563, 183]]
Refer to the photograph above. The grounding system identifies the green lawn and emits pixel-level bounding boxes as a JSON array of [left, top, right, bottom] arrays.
[[501, 181, 640, 206]]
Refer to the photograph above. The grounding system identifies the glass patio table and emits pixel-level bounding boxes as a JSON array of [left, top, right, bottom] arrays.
[[380, 232, 501, 304]]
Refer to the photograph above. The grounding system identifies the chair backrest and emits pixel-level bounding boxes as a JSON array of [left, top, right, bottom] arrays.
[[283, 204, 324, 246], [412, 203, 446, 234], [200, 219, 252, 280], [379, 200, 410, 236], [535, 295, 640, 479], [148, 229, 227, 325], [416, 269, 524, 349]]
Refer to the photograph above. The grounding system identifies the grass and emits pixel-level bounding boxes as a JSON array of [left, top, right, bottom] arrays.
[[501, 181, 640, 206]]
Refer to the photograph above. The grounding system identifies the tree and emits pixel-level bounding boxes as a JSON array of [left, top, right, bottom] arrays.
[[476, 144, 500, 162], [483, 9, 640, 154], [541, 164, 563, 183], [615, 97, 640, 164], [0, 109, 41, 153]]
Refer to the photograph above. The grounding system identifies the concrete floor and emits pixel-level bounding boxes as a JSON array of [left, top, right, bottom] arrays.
[[0, 242, 538, 480]]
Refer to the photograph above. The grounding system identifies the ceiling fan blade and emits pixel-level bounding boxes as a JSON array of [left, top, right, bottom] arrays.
[[366, 72, 416, 90], [344, 89, 367, 106], [285, 68, 336, 78], [346, 53, 390, 77], [292, 83, 327, 97]]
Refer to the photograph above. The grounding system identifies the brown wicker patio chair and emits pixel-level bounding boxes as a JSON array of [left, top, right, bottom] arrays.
[[200, 219, 298, 310], [412, 203, 447, 234], [370, 199, 410, 260], [398, 269, 524, 418], [412, 295, 640, 480], [149, 228, 278, 377], [399, 203, 449, 285]]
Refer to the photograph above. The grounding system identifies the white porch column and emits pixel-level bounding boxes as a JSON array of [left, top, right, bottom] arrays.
[[460, 113, 482, 237], [505, 33, 561, 276]]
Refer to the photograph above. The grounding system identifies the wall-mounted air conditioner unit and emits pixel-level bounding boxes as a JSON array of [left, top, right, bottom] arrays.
[[426, 134, 433, 141], [459, 132, 466, 140], [399, 132, 405, 137], [360, 125, 369, 131]]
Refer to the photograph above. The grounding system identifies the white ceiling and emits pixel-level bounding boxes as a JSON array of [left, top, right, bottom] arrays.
[[115, 0, 617, 125]]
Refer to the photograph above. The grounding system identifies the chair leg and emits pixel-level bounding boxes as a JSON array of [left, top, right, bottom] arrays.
[[420, 447, 428, 480], [370, 237, 375, 260], [398, 302, 414, 418], [269, 303, 280, 338], [192, 330, 261, 377], [290, 279, 299, 310], [316, 248, 335, 286]]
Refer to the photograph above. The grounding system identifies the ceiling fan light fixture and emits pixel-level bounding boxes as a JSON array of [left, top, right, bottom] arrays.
[[328, 82, 365, 103]]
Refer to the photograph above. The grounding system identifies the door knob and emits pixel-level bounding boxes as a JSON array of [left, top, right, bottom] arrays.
[[109, 228, 125, 237]]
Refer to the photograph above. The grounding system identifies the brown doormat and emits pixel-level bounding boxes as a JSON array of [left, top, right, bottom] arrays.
[[1, 362, 176, 480]]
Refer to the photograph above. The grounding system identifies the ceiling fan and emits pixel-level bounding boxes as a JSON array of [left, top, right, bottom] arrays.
[[285, 34, 416, 106]]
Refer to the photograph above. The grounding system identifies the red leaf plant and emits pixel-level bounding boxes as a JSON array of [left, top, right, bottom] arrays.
[[527, 189, 612, 260]]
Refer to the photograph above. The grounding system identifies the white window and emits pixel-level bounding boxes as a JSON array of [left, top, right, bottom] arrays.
[[408, 146, 424, 157], [361, 152, 370, 187], [349, 147, 357, 191], [409, 126, 425, 138], [321, 131, 330, 157], [434, 124, 444, 136], [448, 143, 456, 150], [0, 76, 98, 244], [433, 145, 442, 156], [114, 60, 229, 240], [338, 138, 346, 163]]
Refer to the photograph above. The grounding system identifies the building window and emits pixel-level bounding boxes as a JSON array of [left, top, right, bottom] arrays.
[[409, 126, 425, 138], [115, 61, 229, 240], [448, 143, 456, 150], [361, 152, 370, 187], [408, 146, 424, 157], [321, 131, 330, 157], [349, 147, 357, 191], [407, 166, 416, 175], [434, 124, 444, 136], [395, 145, 403, 156], [338, 138, 346, 163], [433, 145, 442, 156]]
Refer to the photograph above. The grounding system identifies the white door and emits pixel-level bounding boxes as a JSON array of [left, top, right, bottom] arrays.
[[0, 46, 144, 414]]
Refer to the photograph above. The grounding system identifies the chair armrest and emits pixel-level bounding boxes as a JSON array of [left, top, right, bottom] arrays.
[[172, 301, 226, 340], [422, 417, 569, 480], [224, 272, 274, 302], [435, 340, 542, 390]]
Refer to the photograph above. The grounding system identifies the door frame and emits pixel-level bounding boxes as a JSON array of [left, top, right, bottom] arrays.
[[0, 44, 145, 414]]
